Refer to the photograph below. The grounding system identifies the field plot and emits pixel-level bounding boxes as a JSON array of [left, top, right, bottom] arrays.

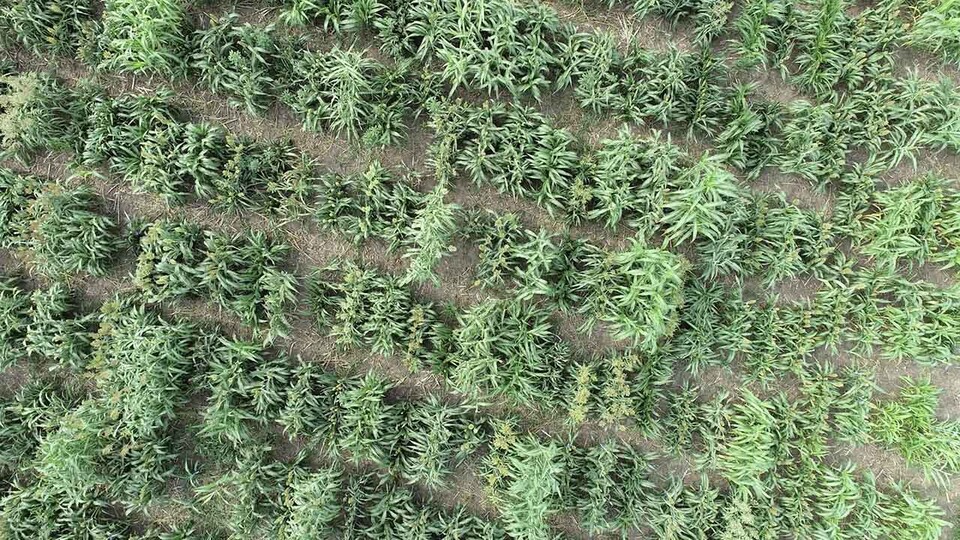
[[2, 0, 960, 538]]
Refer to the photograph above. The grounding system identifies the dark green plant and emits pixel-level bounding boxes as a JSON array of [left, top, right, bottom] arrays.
[[575, 237, 687, 349], [484, 424, 564, 539], [17, 183, 123, 277], [376, 0, 565, 99], [0, 276, 31, 370], [451, 298, 568, 404], [402, 180, 459, 285], [24, 283, 95, 370], [0, 0, 94, 56], [314, 161, 423, 248], [190, 14, 295, 115], [283, 46, 418, 146]]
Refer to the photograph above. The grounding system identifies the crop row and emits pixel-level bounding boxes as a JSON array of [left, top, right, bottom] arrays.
[[3, 161, 952, 452], [623, 0, 960, 71], [311, 259, 960, 482], [0, 70, 867, 294], [7, 56, 959, 296], [0, 172, 296, 346], [1, 0, 958, 188], [286, 0, 960, 185], [0, 276, 510, 538], [5, 73, 960, 377], [0, 257, 953, 538], [0, 73, 692, 350], [2, 165, 959, 497], [2, 70, 959, 413]]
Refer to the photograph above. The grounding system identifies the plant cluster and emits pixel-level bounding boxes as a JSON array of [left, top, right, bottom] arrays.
[[0, 295, 203, 537], [190, 436, 507, 539], [0, 276, 94, 372], [0, 0, 94, 56], [0, 73, 90, 163], [733, 0, 905, 93], [908, 0, 960, 65], [850, 174, 960, 273], [190, 13, 298, 115], [871, 377, 960, 485], [310, 260, 677, 424], [5, 0, 960, 186], [95, 0, 189, 76], [434, 104, 834, 286], [315, 161, 425, 248], [282, 46, 424, 146], [0, 169, 122, 277], [0, 278, 509, 538], [652, 264, 960, 384], [0, 276, 30, 370], [484, 407, 947, 539], [79, 88, 311, 215], [375, 0, 570, 99], [134, 219, 297, 342], [0, 381, 82, 489], [199, 337, 486, 488]]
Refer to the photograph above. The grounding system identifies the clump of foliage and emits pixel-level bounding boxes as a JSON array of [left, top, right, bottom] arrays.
[[0, 74, 89, 163], [0, 275, 94, 371], [79, 85, 313, 215], [24, 282, 96, 370], [190, 13, 297, 114], [854, 175, 960, 272], [401, 180, 459, 285], [844, 269, 960, 364], [135, 220, 297, 342], [97, 0, 189, 76], [465, 211, 589, 310], [0, 0, 94, 56], [565, 441, 653, 533], [735, 0, 904, 96], [582, 129, 682, 232], [0, 381, 81, 487], [283, 46, 420, 146], [276, 463, 504, 538], [15, 183, 122, 277], [0, 172, 123, 278], [633, 0, 734, 45], [310, 260, 450, 371], [484, 424, 565, 539], [314, 161, 424, 248], [575, 237, 687, 349], [661, 154, 744, 248], [429, 101, 581, 216], [376, 0, 568, 99], [716, 391, 779, 492], [199, 338, 291, 447], [82, 299, 200, 507], [565, 350, 671, 429], [908, 0, 960, 66], [280, 0, 376, 30], [451, 298, 569, 404], [0, 297, 200, 537], [81, 88, 182, 175], [871, 377, 960, 486], [0, 276, 31, 370]]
